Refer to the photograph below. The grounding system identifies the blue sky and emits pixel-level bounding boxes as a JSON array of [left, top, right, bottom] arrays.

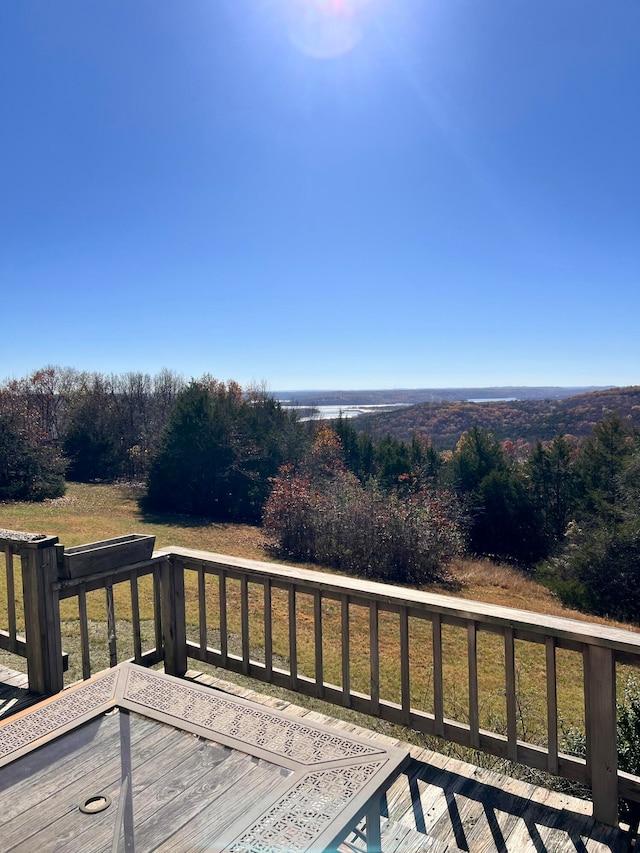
[[1, 0, 639, 390]]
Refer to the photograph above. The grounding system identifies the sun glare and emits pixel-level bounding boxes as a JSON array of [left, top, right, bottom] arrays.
[[286, 0, 373, 58]]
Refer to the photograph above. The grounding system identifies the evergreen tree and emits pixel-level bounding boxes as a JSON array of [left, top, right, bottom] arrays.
[[145, 380, 305, 522], [0, 410, 65, 501]]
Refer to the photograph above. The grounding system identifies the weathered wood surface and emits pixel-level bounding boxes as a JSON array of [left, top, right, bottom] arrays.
[[0, 664, 40, 718], [187, 670, 632, 853], [164, 547, 640, 653], [0, 710, 285, 853], [56, 534, 155, 579], [169, 548, 640, 823], [0, 663, 409, 853]]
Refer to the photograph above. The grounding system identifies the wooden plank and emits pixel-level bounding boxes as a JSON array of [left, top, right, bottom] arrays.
[[162, 547, 640, 657], [504, 626, 517, 762], [19, 539, 64, 695], [219, 570, 228, 666], [400, 607, 410, 726], [467, 621, 479, 749], [314, 588, 324, 699], [59, 534, 155, 579], [586, 645, 618, 826], [105, 583, 118, 668], [4, 545, 17, 652], [160, 556, 187, 677], [370, 600, 380, 716], [153, 565, 163, 656], [130, 573, 142, 665], [55, 558, 159, 597], [546, 635, 559, 775], [264, 577, 273, 680], [432, 613, 444, 738], [152, 751, 287, 852], [78, 586, 91, 680], [289, 584, 298, 690], [241, 574, 250, 675], [197, 566, 207, 653], [342, 594, 351, 708], [0, 713, 173, 845]]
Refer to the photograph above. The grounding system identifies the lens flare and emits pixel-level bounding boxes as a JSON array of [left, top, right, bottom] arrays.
[[287, 0, 371, 59]]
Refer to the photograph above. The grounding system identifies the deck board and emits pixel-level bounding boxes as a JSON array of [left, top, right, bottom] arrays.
[[0, 664, 632, 853], [186, 669, 632, 853], [0, 664, 40, 718]]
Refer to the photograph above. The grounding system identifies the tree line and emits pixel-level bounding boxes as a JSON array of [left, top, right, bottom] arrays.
[[2, 367, 639, 623]]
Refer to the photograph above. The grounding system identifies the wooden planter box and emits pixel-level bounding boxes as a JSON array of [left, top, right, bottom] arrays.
[[57, 534, 156, 580]]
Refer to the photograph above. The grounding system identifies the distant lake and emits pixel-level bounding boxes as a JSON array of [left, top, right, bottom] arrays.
[[281, 403, 409, 420]]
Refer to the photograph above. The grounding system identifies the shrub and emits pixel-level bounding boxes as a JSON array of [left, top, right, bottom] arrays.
[[263, 428, 464, 584]]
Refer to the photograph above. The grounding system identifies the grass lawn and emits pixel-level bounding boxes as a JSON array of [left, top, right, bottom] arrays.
[[2, 481, 638, 774]]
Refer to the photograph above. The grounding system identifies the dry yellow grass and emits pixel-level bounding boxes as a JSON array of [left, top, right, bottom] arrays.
[[2, 482, 637, 750]]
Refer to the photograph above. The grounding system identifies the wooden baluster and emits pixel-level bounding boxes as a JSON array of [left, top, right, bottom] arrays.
[[219, 571, 228, 666], [432, 613, 444, 738], [241, 575, 250, 675], [546, 636, 558, 775], [400, 607, 410, 726], [370, 601, 380, 716], [130, 572, 142, 664], [264, 578, 273, 680], [289, 585, 298, 690], [198, 566, 207, 654], [78, 586, 91, 679], [5, 545, 17, 653], [504, 627, 517, 762], [314, 589, 324, 699], [153, 566, 163, 658], [341, 594, 351, 708], [106, 583, 118, 668], [468, 621, 479, 749]]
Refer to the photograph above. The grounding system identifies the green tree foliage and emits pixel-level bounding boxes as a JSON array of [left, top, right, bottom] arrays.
[[0, 401, 65, 502], [63, 379, 124, 481], [447, 427, 548, 565], [263, 426, 464, 584], [144, 380, 305, 523], [539, 421, 640, 622], [526, 436, 577, 543], [573, 413, 636, 526]]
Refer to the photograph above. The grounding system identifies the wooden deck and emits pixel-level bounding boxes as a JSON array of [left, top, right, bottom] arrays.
[[0, 664, 40, 719], [185, 670, 632, 853], [0, 664, 633, 852]]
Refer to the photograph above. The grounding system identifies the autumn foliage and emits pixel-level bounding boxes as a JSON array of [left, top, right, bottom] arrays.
[[263, 426, 465, 584]]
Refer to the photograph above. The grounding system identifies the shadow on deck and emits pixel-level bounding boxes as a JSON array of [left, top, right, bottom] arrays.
[[186, 670, 631, 853], [0, 664, 40, 719], [0, 664, 631, 852]]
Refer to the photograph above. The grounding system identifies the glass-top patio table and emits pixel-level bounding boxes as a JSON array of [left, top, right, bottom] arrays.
[[0, 663, 410, 852]]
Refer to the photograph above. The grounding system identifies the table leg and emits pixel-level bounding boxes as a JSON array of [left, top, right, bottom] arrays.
[[365, 798, 382, 853]]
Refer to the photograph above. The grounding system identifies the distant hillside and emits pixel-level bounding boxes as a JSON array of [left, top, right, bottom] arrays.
[[352, 386, 640, 449], [276, 386, 608, 407]]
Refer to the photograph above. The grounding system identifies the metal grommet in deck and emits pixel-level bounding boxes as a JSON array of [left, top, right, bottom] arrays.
[[79, 794, 112, 814]]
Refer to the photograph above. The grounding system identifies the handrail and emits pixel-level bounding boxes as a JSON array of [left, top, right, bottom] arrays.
[[161, 547, 640, 655], [163, 547, 640, 828], [2, 532, 639, 827]]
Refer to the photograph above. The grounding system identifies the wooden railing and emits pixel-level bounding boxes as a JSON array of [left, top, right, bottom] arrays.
[[0, 531, 164, 691], [164, 547, 640, 828], [2, 531, 640, 827]]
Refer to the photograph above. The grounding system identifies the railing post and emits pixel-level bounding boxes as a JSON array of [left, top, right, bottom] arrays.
[[586, 644, 618, 826], [160, 554, 187, 677], [19, 535, 64, 695]]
